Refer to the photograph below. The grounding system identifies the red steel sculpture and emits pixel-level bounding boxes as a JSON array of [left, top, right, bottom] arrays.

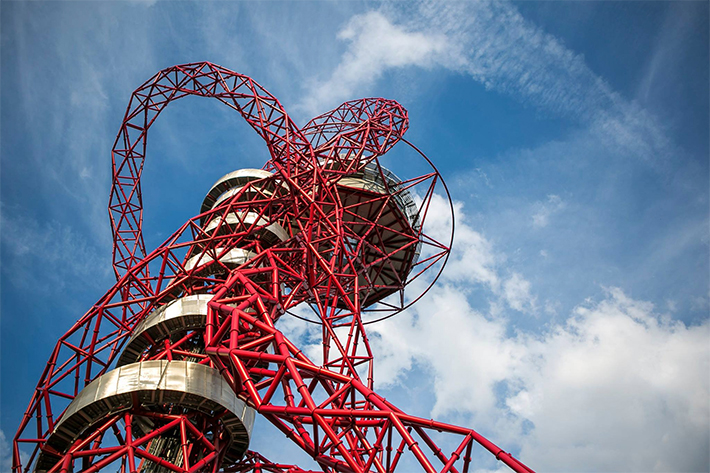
[[13, 62, 534, 473]]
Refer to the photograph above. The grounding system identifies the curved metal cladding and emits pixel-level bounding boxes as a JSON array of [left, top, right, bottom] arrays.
[[35, 361, 255, 472], [32, 166, 275, 472], [200, 169, 285, 218], [14, 63, 534, 473], [334, 161, 422, 306], [202, 164, 421, 309], [116, 294, 213, 367]]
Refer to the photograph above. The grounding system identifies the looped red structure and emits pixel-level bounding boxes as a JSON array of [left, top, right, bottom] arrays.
[[14, 62, 534, 473]]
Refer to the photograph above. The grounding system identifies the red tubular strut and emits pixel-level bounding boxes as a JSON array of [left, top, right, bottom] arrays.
[[13, 62, 534, 473]]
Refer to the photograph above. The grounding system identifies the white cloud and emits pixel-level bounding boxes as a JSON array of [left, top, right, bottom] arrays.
[[373, 283, 522, 420], [366, 194, 709, 471], [1, 428, 34, 473], [543, 299, 560, 316], [531, 194, 566, 229], [0, 429, 10, 473], [298, 11, 450, 114], [666, 299, 678, 312], [372, 281, 709, 471], [372, 252, 710, 471], [517, 288, 710, 471], [372, 196, 533, 418], [412, 192, 538, 317], [277, 306, 324, 365], [302, 1, 675, 167], [442, 203, 500, 290], [0, 210, 111, 293], [691, 297, 708, 312], [503, 272, 535, 313]]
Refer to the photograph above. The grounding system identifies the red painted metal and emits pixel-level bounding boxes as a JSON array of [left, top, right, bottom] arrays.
[[13, 62, 534, 473]]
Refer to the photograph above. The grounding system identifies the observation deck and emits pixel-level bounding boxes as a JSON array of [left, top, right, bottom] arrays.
[[332, 162, 422, 306]]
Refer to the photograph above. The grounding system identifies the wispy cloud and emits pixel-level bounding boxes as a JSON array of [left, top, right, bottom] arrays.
[[503, 272, 536, 313], [0, 429, 10, 473], [298, 11, 450, 115], [415, 194, 538, 316], [6, 2, 158, 245], [371, 220, 709, 470], [0, 209, 111, 293], [516, 288, 709, 471], [301, 1, 675, 167], [362, 192, 708, 470], [438, 199, 500, 290], [531, 194, 565, 229]]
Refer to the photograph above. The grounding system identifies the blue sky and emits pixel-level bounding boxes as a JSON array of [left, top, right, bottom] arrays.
[[1, 1, 708, 472]]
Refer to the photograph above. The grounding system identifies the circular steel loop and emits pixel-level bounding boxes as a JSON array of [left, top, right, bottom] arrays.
[[286, 138, 455, 325], [330, 163, 422, 308], [14, 63, 534, 473]]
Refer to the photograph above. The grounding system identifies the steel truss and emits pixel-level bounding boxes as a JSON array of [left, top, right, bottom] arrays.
[[13, 62, 534, 473]]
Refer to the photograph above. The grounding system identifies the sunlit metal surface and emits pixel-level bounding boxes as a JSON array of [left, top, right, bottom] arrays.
[[15, 63, 531, 473], [117, 294, 211, 366], [336, 163, 422, 304], [200, 168, 281, 217], [184, 247, 255, 273], [203, 211, 289, 246], [36, 361, 255, 471]]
